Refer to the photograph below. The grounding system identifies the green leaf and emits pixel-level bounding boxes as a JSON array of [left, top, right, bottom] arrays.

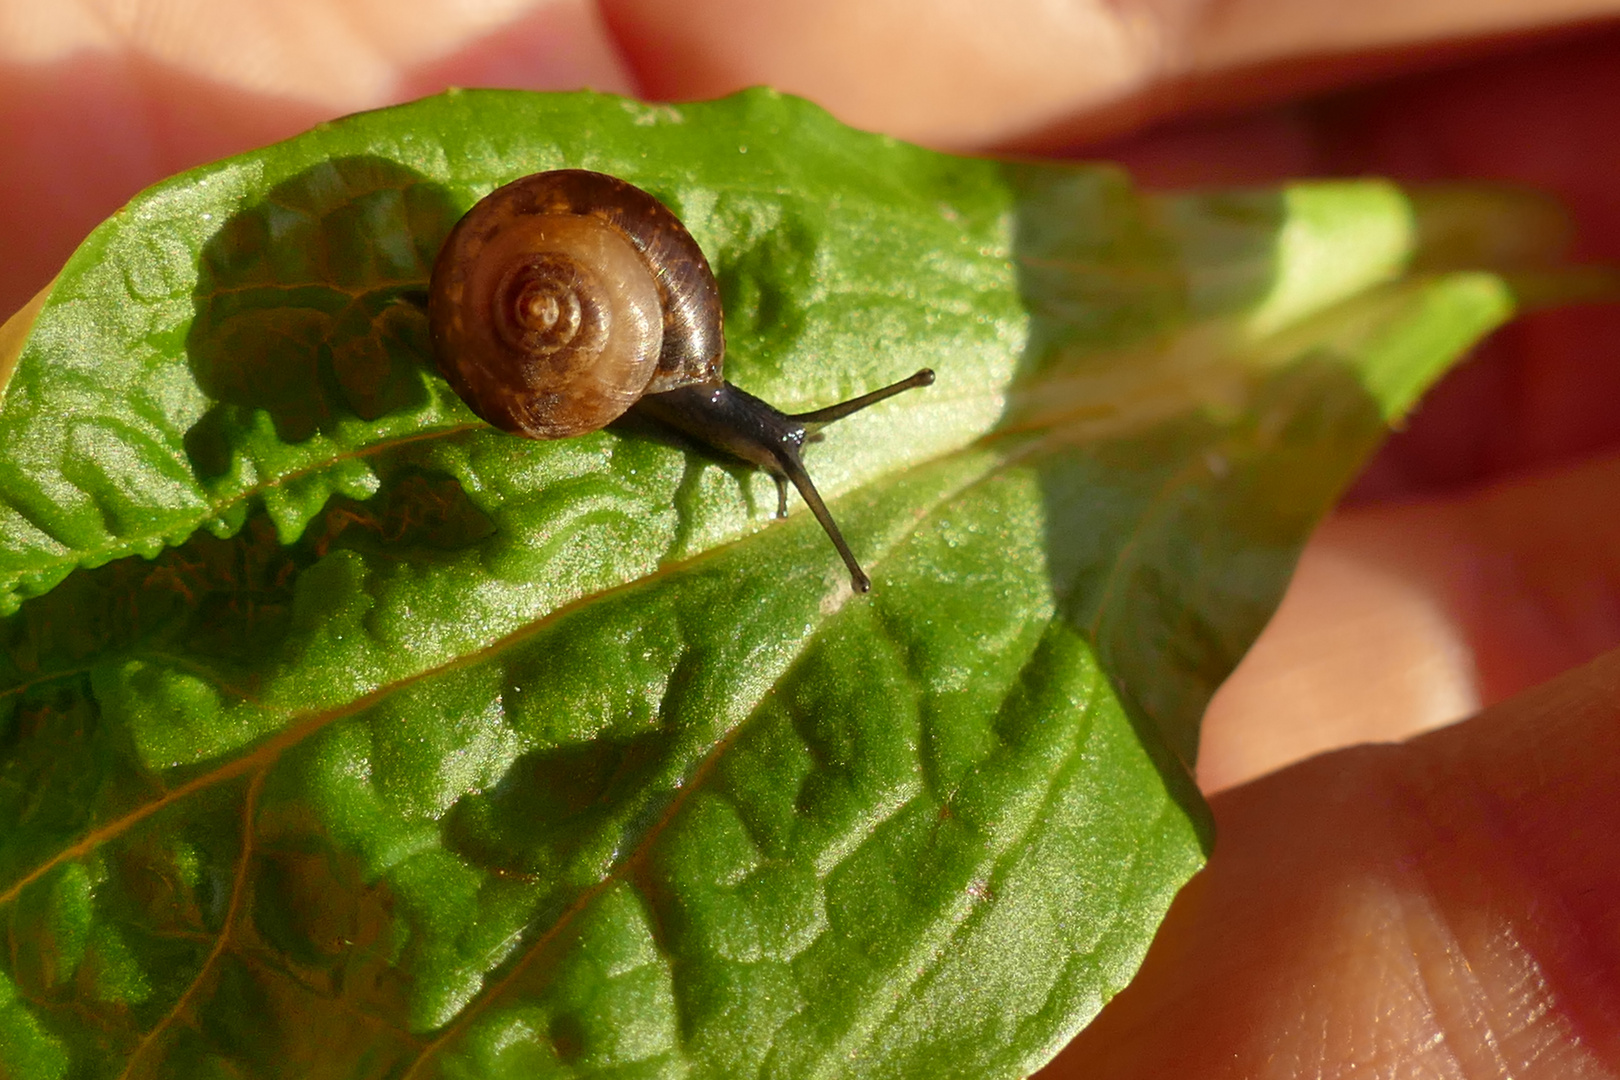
[[0, 89, 1580, 1078]]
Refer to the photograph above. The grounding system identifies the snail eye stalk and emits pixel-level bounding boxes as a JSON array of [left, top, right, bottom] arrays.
[[791, 368, 936, 429]]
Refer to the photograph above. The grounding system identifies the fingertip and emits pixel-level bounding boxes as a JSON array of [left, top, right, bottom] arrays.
[[1199, 452, 1620, 792], [1043, 646, 1620, 1078]]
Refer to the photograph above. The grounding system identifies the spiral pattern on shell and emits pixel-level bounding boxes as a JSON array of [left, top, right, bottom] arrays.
[[494, 253, 603, 359], [429, 170, 725, 440]]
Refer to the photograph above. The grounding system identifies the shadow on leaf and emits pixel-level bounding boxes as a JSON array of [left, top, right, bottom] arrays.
[[0, 466, 496, 888], [184, 157, 460, 472], [443, 729, 677, 896], [1001, 166, 1371, 845]]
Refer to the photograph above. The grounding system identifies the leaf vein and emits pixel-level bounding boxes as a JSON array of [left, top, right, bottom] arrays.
[[115, 769, 265, 1080], [0, 456, 967, 908]]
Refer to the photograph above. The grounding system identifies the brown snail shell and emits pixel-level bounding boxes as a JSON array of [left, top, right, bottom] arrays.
[[429, 169, 722, 438], [427, 169, 934, 592]]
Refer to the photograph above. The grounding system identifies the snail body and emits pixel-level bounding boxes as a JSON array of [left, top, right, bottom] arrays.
[[429, 169, 933, 592]]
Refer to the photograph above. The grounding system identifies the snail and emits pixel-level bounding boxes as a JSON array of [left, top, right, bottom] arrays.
[[428, 169, 934, 593]]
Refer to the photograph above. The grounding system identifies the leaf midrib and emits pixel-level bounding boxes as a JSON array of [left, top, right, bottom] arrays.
[[0, 439, 1008, 904], [0, 444, 1005, 1080]]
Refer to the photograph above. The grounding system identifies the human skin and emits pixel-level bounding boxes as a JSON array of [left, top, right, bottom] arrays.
[[3, 2, 1620, 1076]]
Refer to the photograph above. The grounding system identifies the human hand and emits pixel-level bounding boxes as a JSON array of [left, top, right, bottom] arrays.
[[4, 3, 1618, 1076]]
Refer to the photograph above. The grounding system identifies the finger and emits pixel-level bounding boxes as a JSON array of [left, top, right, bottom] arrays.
[[598, 0, 1620, 148], [1199, 451, 1620, 792], [1040, 645, 1620, 1078], [0, 0, 631, 317]]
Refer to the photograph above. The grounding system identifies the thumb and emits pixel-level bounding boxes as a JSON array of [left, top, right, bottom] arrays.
[[1041, 645, 1620, 1077]]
